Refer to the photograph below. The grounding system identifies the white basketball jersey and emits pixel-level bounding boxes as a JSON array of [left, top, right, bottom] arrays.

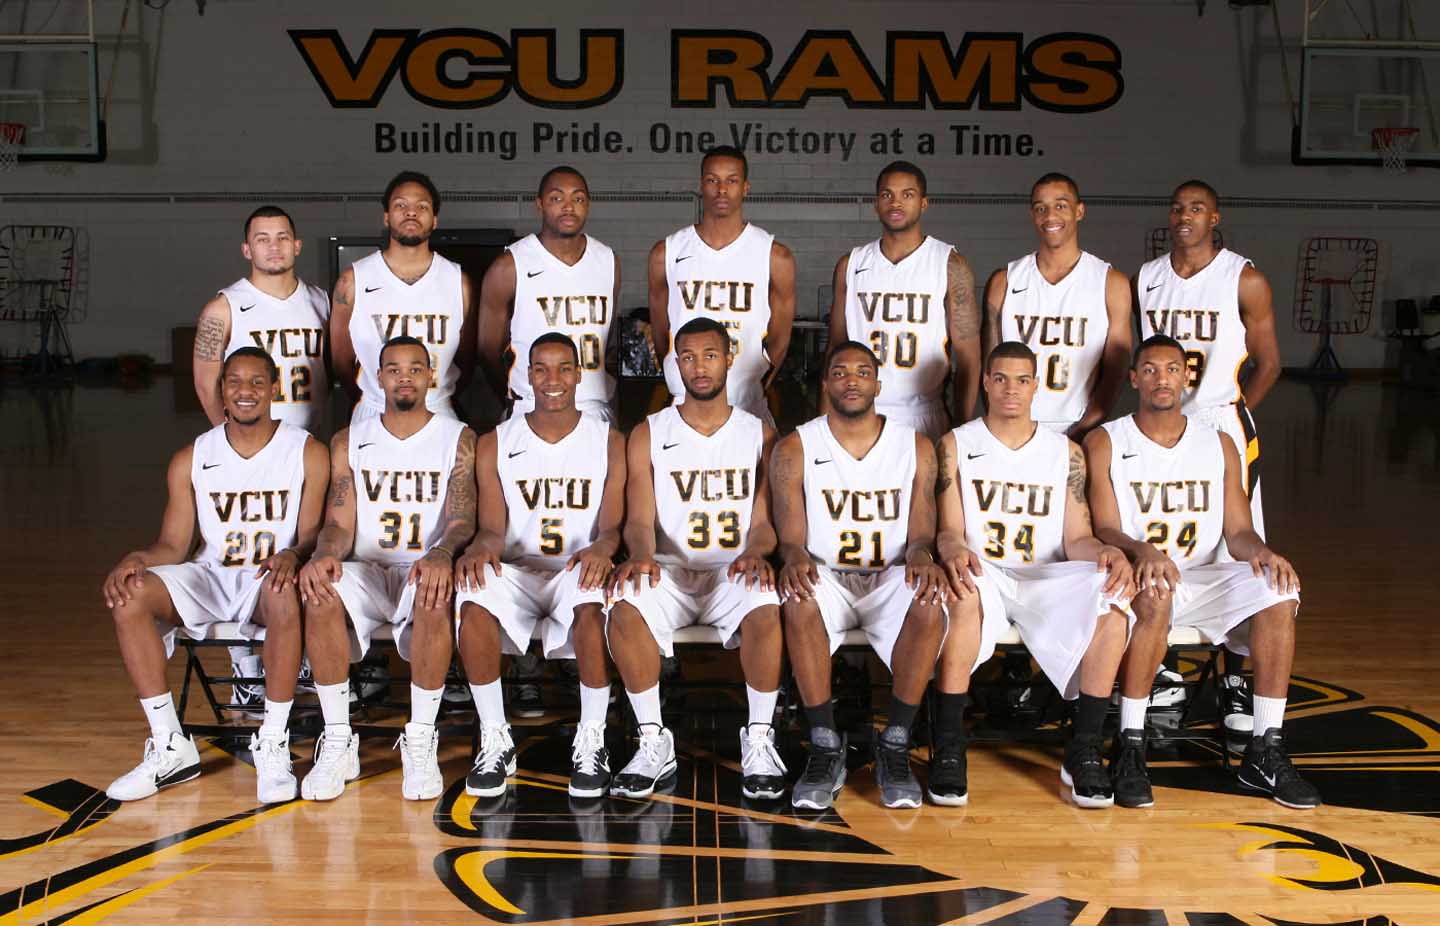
[[495, 412, 610, 570], [952, 419, 1069, 567], [219, 278, 331, 433], [191, 422, 309, 569], [349, 251, 466, 414], [1137, 248, 1251, 412], [843, 236, 953, 409], [1103, 414, 1227, 567], [649, 404, 765, 570], [507, 234, 616, 412], [663, 224, 774, 410], [796, 416, 916, 571], [349, 413, 466, 566], [1000, 251, 1111, 426]]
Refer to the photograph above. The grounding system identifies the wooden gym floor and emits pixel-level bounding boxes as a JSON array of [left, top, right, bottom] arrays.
[[2, 376, 1440, 925]]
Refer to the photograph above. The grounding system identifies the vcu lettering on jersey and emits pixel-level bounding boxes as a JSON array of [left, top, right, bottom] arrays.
[[1011, 314, 1090, 348], [857, 291, 932, 324], [209, 490, 292, 523], [820, 488, 904, 522], [971, 480, 1054, 517], [248, 328, 324, 359], [536, 295, 609, 327], [361, 469, 445, 505], [1129, 479, 1213, 515], [1142, 308, 1219, 342], [516, 477, 594, 511], [678, 280, 754, 313], [670, 468, 752, 504]]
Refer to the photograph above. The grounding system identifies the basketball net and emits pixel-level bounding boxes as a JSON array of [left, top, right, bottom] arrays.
[[1372, 127, 1419, 175], [0, 123, 24, 173]]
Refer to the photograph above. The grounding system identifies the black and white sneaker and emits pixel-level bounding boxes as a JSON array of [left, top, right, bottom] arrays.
[[610, 724, 677, 799], [466, 724, 517, 798], [1151, 667, 1188, 709], [569, 724, 610, 798], [1220, 673, 1255, 736], [229, 655, 265, 718], [739, 724, 787, 800], [926, 739, 969, 806], [791, 727, 847, 810], [295, 658, 317, 695], [106, 731, 201, 801], [1237, 728, 1321, 809], [1111, 728, 1154, 809], [1061, 735, 1114, 808]]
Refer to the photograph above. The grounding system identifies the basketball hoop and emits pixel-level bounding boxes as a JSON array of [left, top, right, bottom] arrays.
[[1372, 127, 1418, 175], [0, 123, 25, 173]]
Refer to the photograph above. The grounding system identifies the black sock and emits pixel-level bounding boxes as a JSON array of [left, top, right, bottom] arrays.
[[935, 692, 970, 747], [1073, 693, 1109, 741], [805, 700, 835, 735], [886, 695, 919, 734]]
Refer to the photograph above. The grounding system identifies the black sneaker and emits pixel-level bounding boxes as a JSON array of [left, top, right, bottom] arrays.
[[1219, 673, 1255, 736], [511, 683, 544, 719], [1111, 728, 1154, 809], [791, 727, 847, 810], [568, 724, 610, 798], [1237, 728, 1321, 809], [1061, 735, 1114, 808], [926, 739, 968, 806], [465, 724, 517, 798], [874, 725, 922, 809]]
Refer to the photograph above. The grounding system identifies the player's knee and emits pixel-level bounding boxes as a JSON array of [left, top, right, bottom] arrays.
[[904, 600, 945, 636], [411, 603, 452, 633], [1130, 591, 1171, 626], [1255, 599, 1298, 627], [781, 596, 820, 629], [573, 603, 605, 634], [743, 604, 781, 638], [257, 583, 300, 623], [303, 594, 345, 624], [458, 601, 499, 632], [605, 601, 644, 640]]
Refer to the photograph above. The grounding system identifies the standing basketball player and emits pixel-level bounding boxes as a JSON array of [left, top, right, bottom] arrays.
[[103, 348, 328, 803], [772, 341, 949, 811], [331, 171, 476, 422], [1085, 335, 1318, 809], [1137, 179, 1281, 731], [297, 337, 477, 802], [989, 173, 1132, 436], [606, 318, 786, 801], [827, 161, 981, 438], [933, 341, 1134, 808], [477, 166, 620, 423], [455, 333, 626, 799], [649, 146, 796, 425]]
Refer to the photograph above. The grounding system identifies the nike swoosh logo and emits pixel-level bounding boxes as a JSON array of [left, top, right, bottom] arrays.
[[1145, 282, 1162, 292], [1122, 453, 1138, 459], [238, 304, 255, 312], [966, 453, 985, 460], [364, 286, 383, 293], [1010, 287, 1027, 294], [813, 458, 832, 465], [661, 442, 680, 450], [853, 267, 869, 275], [507, 450, 526, 458], [357, 442, 374, 450], [155, 762, 199, 788], [527, 270, 544, 278], [201, 463, 221, 470], [674, 256, 692, 264]]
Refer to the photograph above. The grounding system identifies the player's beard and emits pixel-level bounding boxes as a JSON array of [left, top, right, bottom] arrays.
[[395, 396, 418, 412], [228, 408, 265, 426], [391, 229, 429, 248], [832, 394, 875, 418], [684, 379, 725, 402], [256, 259, 294, 276], [881, 214, 919, 234]]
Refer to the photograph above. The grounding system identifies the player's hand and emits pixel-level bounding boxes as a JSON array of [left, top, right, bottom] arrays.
[[1249, 547, 1300, 595], [727, 554, 774, 591], [256, 549, 302, 592], [1095, 545, 1136, 599], [777, 557, 818, 601], [409, 548, 454, 612], [102, 554, 148, 609], [455, 547, 501, 592], [906, 555, 949, 605], [941, 547, 983, 601], [567, 544, 614, 592], [610, 557, 660, 598], [1133, 544, 1181, 595], [299, 554, 343, 606]]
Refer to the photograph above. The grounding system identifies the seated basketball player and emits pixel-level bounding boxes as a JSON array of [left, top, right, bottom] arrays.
[[454, 333, 626, 799], [606, 318, 786, 801], [1085, 334, 1317, 809], [297, 336, 477, 802], [772, 341, 949, 811], [932, 341, 1135, 808], [102, 348, 328, 803]]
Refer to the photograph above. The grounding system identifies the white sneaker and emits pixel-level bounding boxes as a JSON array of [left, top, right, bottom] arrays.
[[300, 727, 360, 801], [251, 731, 297, 803], [397, 722, 444, 801], [739, 724, 788, 800], [106, 731, 201, 801], [465, 724, 516, 798], [1151, 667, 1188, 708], [610, 724, 677, 799]]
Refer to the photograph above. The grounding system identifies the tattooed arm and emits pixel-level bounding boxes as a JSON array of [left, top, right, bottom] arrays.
[[947, 249, 982, 423], [193, 294, 232, 425], [298, 428, 356, 604], [409, 427, 478, 610], [1062, 440, 1132, 597]]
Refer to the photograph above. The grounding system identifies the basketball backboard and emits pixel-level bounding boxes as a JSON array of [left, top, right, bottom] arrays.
[[1296, 46, 1440, 165], [0, 43, 103, 160]]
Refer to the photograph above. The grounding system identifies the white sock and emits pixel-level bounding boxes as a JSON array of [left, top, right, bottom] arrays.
[[140, 692, 181, 740], [746, 684, 779, 728], [1119, 696, 1149, 732], [315, 682, 350, 732], [1252, 695, 1286, 735], [578, 683, 610, 729], [469, 680, 506, 727], [259, 699, 292, 739], [627, 684, 662, 727], [410, 684, 444, 727]]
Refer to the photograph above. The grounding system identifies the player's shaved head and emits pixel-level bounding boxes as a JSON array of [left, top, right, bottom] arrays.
[[223, 346, 279, 383]]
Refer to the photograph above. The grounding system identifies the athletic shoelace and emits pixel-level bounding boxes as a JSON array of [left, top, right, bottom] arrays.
[[630, 726, 668, 771], [571, 726, 605, 776], [877, 741, 913, 782], [741, 726, 787, 777], [253, 736, 289, 774], [474, 726, 511, 774], [314, 730, 349, 769]]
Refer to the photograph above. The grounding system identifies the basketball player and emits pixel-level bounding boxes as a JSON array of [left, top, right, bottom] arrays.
[[477, 166, 620, 422], [649, 146, 796, 425], [1137, 179, 1281, 733], [988, 173, 1132, 436], [193, 205, 333, 708], [297, 336, 477, 802], [932, 341, 1134, 808], [331, 171, 476, 422], [772, 341, 949, 811], [606, 318, 785, 801], [102, 348, 328, 803], [826, 161, 981, 438], [454, 333, 626, 798], [1086, 335, 1318, 809]]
